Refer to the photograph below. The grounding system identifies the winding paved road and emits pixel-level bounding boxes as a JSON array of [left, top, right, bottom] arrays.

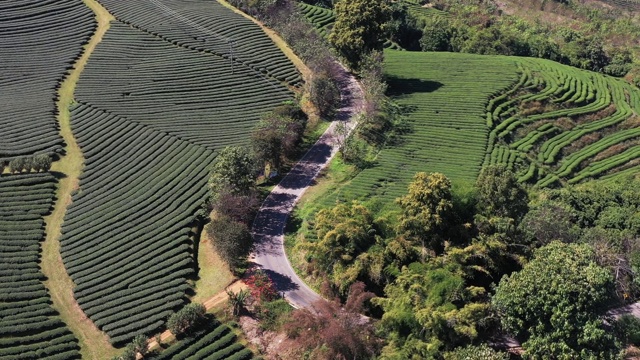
[[251, 63, 364, 309]]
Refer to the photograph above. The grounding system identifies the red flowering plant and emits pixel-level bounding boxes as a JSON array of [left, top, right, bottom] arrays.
[[245, 269, 279, 303]]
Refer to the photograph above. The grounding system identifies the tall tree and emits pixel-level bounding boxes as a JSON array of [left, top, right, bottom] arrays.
[[374, 262, 492, 359], [492, 241, 620, 359], [329, 0, 392, 69], [208, 146, 256, 200], [475, 165, 528, 221], [252, 106, 305, 173], [396, 172, 454, 257]]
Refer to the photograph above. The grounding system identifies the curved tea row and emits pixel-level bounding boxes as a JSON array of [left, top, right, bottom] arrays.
[[148, 321, 255, 360], [484, 57, 640, 186], [94, 0, 300, 86], [60, 104, 215, 345], [0, 0, 95, 161], [75, 22, 293, 151], [0, 173, 80, 360]]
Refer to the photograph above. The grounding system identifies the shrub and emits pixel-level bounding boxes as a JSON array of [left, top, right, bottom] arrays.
[[167, 304, 207, 335], [615, 314, 640, 346], [207, 214, 253, 270], [33, 154, 52, 172]]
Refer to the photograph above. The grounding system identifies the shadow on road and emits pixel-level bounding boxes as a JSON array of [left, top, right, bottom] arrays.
[[279, 143, 333, 190], [262, 269, 300, 293]]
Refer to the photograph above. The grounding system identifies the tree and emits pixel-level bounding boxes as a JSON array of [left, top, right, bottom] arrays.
[[9, 157, 28, 173], [210, 187, 259, 225], [308, 70, 341, 120], [307, 201, 378, 293], [374, 262, 492, 359], [520, 200, 580, 246], [166, 303, 207, 335], [252, 107, 305, 172], [329, 0, 392, 69], [475, 165, 528, 221], [208, 146, 256, 202], [396, 172, 454, 257], [127, 334, 148, 357], [492, 241, 620, 359], [283, 284, 380, 360], [207, 214, 253, 270], [33, 154, 52, 172], [245, 269, 278, 302]]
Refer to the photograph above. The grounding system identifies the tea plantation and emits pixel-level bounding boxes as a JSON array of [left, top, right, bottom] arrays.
[[318, 50, 639, 209], [74, 21, 293, 150], [485, 57, 640, 187], [95, 0, 300, 85], [148, 321, 255, 360], [320, 50, 520, 207], [0, 0, 95, 161], [0, 174, 80, 359], [58, 0, 297, 346], [60, 103, 215, 345]]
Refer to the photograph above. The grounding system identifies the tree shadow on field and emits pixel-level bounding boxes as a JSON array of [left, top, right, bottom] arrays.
[[386, 76, 444, 97]]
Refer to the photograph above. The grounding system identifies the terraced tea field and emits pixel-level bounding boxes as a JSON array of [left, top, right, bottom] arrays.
[[75, 21, 292, 150], [319, 51, 520, 207], [0, 0, 95, 161], [60, 103, 215, 345], [149, 321, 255, 360], [484, 57, 640, 187], [299, 2, 334, 37], [96, 0, 300, 85], [58, 0, 297, 346], [0, 174, 80, 359]]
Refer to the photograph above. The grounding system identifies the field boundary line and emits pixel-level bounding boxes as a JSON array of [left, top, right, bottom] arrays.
[[41, 1, 119, 359]]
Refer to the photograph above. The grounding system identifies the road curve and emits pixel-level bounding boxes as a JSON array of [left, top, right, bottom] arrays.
[[251, 63, 364, 309]]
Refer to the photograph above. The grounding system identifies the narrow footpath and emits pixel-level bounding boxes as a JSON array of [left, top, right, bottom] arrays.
[[41, 1, 117, 359], [250, 64, 364, 309]]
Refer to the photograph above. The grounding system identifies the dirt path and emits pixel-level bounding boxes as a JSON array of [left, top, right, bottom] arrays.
[[251, 63, 364, 309], [41, 1, 117, 359]]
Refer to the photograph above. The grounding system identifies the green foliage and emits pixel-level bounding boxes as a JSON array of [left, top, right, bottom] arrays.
[[308, 70, 341, 120], [252, 105, 306, 171], [9, 157, 29, 173], [443, 344, 509, 360], [397, 172, 454, 256], [475, 165, 528, 221], [375, 262, 492, 359], [493, 241, 620, 359], [329, 0, 392, 68], [420, 17, 452, 51], [614, 314, 640, 346], [207, 214, 253, 270], [227, 289, 249, 316], [167, 303, 207, 336], [256, 298, 293, 331], [307, 201, 378, 293], [520, 200, 580, 245], [208, 146, 256, 201], [127, 334, 149, 357]]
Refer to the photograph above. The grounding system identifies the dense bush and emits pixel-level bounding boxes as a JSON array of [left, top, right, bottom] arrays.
[[207, 214, 253, 270], [167, 304, 207, 336]]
